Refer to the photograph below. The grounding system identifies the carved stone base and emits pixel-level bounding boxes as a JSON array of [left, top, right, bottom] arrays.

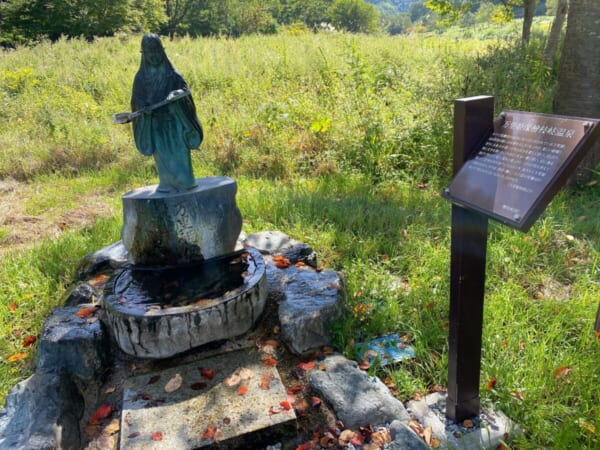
[[102, 248, 267, 359], [121, 176, 242, 266]]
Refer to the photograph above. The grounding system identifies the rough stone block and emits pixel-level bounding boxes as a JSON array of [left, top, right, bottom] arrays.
[[0, 372, 83, 450], [37, 306, 108, 380], [268, 262, 344, 355], [121, 176, 242, 265], [309, 354, 410, 429], [245, 231, 317, 267]]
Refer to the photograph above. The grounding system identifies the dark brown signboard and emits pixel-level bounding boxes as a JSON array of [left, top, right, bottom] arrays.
[[443, 110, 600, 231]]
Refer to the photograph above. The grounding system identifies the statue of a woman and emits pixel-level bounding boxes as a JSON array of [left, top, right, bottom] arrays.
[[131, 33, 203, 193]]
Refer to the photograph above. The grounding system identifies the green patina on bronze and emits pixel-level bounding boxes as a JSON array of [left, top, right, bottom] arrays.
[[130, 33, 203, 193]]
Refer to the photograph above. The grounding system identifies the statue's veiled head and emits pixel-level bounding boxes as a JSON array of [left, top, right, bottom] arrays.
[[141, 33, 166, 67]]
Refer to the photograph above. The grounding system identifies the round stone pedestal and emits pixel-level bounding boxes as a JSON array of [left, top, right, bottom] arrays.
[[121, 176, 242, 266], [102, 248, 267, 359]]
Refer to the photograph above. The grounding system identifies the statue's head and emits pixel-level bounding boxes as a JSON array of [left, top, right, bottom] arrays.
[[141, 33, 165, 67]]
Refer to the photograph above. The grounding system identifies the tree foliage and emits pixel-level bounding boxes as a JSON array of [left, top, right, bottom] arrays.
[[329, 0, 380, 33]]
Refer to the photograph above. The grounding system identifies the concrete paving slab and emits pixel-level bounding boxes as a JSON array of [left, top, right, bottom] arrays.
[[120, 349, 296, 449], [406, 393, 520, 450]]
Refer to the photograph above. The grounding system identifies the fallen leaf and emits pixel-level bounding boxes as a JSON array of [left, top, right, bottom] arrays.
[[311, 396, 322, 407], [263, 357, 277, 367], [76, 306, 98, 318], [164, 373, 183, 393], [371, 429, 392, 446], [554, 366, 572, 379], [296, 442, 313, 450], [223, 373, 241, 387], [289, 384, 303, 393], [280, 400, 292, 411], [339, 429, 357, 446], [297, 361, 315, 371], [423, 426, 433, 445], [577, 418, 596, 434], [127, 432, 140, 439], [7, 352, 27, 363], [274, 256, 291, 269], [238, 367, 255, 380], [350, 432, 364, 446], [101, 418, 120, 436], [294, 399, 309, 415], [151, 431, 163, 441], [8, 303, 17, 312], [237, 385, 248, 395], [463, 420, 474, 428], [358, 363, 370, 370], [510, 390, 525, 401], [260, 377, 271, 390], [201, 425, 216, 440], [295, 261, 306, 267], [104, 386, 116, 394], [595, 331, 600, 339], [320, 432, 337, 448], [408, 419, 424, 435], [89, 404, 113, 424], [519, 341, 526, 351], [89, 274, 109, 287], [263, 339, 279, 348], [148, 375, 161, 384], [190, 382, 208, 391], [199, 368, 216, 380], [431, 437, 441, 448], [486, 377, 497, 390]]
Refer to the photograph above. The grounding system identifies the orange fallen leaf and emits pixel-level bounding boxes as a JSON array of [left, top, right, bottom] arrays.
[[76, 306, 98, 318], [89, 274, 109, 287], [8, 303, 17, 312], [595, 331, 600, 339], [237, 385, 248, 395], [89, 404, 113, 424], [7, 352, 28, 363], [280, 400, 292, 411], [101, 418, 120, 436], [201, 425, 216, 440], [296, 442, 313, 450], [289, 384, 303, 393], [263, 357, 278, 367], [295, 261, 306, 267], [273, 256, 291, 269], [554, 366, 572, 379], [199, 368, 216, 380], [294, 399, 309, 415], [486, 377, 497, 390], [22, 335, 37, 347], [297, 361, 315, 371], [463, 419, 474, 428], [151, 431, 163, 441]]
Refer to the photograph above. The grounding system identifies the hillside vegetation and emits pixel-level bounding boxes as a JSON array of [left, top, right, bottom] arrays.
[[1, 31, 599, 448]]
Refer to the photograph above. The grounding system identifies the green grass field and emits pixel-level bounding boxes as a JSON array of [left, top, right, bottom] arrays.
[[1, 30, 599, 448]]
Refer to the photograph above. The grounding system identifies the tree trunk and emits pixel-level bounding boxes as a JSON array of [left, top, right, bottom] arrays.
[[522, 0, 537, 42], [554, 0, 600, 182], [543, 0, 569, 68]]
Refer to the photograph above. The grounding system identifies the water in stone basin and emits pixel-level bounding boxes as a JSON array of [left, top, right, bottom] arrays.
[[106, 250, 251, 312]]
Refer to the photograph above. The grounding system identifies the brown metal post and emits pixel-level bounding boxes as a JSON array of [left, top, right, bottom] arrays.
[[446, 96, 494, 422]]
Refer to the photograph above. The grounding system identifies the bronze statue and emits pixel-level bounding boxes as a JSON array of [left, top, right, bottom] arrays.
[[117, 33, 203, 193]]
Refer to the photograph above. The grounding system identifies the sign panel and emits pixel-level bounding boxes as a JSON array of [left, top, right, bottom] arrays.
[[443, 111, 600, 231]]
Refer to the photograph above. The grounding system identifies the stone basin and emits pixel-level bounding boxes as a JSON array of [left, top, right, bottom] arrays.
[[102, 247, 267, 359]]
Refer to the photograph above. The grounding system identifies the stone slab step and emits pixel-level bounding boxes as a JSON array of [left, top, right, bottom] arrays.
[[119, 349, 296, 449]]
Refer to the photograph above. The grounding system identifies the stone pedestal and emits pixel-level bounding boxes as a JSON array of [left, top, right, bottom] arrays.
[[121, 177, 242, 266]]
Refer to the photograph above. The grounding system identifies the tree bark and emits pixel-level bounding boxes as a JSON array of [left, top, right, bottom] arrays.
[[554, 0, 600, 181], [543, 0, 569, 68], [522, 0, 537, 42]]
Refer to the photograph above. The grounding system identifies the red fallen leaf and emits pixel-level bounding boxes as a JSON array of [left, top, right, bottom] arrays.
[[151, 431, 163, 441], [199, 368, 216, 380], [237, 385, 248, 395], [22, 335, 37, 347], [260, 378, 271, 390], [89, 404, 112, 424], [263, 339, 279, 348], [127, 432, 140, 439], [350, 433, 364, 446], [287, 392, 296, 404], [201, 425, 216, 440], [191, 382, 208, 390], [8, 303, 17, 312], [311, 396, 322, 407], [274, 257, 291, 269], [76, 306, 98, 318], [554, 366, 572, 379], [289, 384, 303, 393], [297, 361, 315, 371], [148, 375, 161, 384], [486, 378, 497, 390], [280, 400, 292, 411], [296, 442, 313, 450], [89, 274, 109, 287], [263, 357, 278, 367]]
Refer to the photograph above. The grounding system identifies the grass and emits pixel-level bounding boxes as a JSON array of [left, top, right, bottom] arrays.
[[1, 30, 599, 448]]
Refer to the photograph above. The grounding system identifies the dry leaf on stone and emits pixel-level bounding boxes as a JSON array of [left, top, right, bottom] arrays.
[[320, 432, 337, 448], [297, 361, 315, 371], [423, 426, 433, 445], [237, 385, 248, 395], [238, 367, 254, 380], [127, 432, 140, 439], [102, 418, 120, 436], [280, 400, 292, 411], [76, 306, 98, 318], [148, 375, 161, 385], [199, 368, 216, 380], [89, 404, 113, 424], [151, 431, 163, 441], [262, 357, 278, 367], [223, 373, 241, 387], [201, 425, 216, 440], [164, 373, 183, 393], [463, 420, 474, 428], [339, 429, 357, 446], [371, 429, 391, 447]]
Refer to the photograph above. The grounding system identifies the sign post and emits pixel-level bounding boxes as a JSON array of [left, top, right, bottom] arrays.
[[443, 96, 600, 422]]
